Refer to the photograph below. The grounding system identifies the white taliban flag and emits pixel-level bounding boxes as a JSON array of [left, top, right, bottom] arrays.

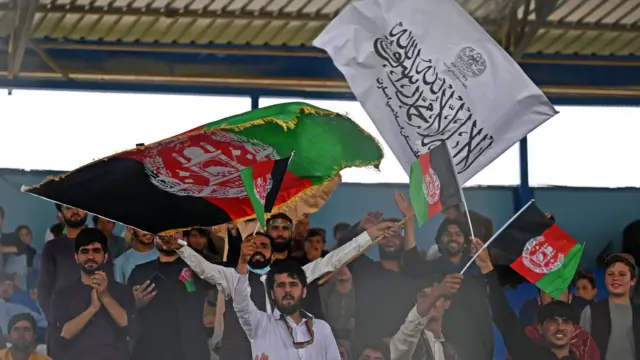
[[313, 0, 558, 184]]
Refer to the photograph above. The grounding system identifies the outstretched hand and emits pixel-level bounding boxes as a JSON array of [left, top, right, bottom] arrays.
[[366, 221, 396, 239], [471, 237, 493, 274], [394, 191, 414, 218], [359, 211, 383, 230]]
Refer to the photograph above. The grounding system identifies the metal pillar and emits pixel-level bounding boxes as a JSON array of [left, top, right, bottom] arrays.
[[8, 0, 38, 79], [516, 137, 534, 210], [251, 94, 260, 110]]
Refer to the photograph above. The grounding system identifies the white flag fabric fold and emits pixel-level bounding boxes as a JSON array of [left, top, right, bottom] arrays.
[[313, 0, 558, 184]]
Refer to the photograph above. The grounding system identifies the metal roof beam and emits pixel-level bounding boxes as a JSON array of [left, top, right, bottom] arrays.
[[8, 0, 38, 79], [7, 3, 336, 22], [512, 0, 559, 60]]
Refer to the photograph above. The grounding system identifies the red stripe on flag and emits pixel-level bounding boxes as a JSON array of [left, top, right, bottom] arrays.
[[510, 224, 578, 284], [418, 152, 443, 218]]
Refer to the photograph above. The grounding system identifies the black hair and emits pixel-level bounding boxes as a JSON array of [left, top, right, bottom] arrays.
[[333, 222, 350, 238], [14, 224, 31, 235], [359, 340, 390, 360], [186, 227, 221, 256], [537, 300, 577, 325], [435, 217, 472, 254], [267, 213, 293, 226], [574, 270, 597, 289], [266, 260, 308, 291], [50, 223, 64, 238], [54, 203, 62, 213], [306, 228, 326, 243], [74, 228, 109, 254], [7, 313, 36, 333], [245, 232, 277, 252], [92, 215, 114, 228], [0, 205, 4, 220], [605, 254, 637, 280]]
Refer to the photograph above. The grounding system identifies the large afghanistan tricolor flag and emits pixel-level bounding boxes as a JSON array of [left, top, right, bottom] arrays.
[[489, 201, 584, 298], [22, 103, 384, 234]]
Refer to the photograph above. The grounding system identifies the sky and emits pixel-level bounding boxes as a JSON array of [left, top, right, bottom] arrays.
[[0, 89, 638, 188]]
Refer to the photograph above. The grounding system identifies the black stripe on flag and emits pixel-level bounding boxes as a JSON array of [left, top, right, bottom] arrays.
[[264, 157, 290, 213], [427, 141, 463, 210]]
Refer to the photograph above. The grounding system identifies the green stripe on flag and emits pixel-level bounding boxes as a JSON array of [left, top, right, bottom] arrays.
[[240, 166, 267, 230], [184, 279, 196, 293], [535, 244, 584, 298], [409, 159, 429, 226]]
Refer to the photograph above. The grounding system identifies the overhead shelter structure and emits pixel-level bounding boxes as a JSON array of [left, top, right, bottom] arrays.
[[1, 0, 639, 208]]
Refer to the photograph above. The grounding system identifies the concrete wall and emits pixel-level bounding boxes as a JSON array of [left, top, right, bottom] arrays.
[[2, 168, 638, 267]]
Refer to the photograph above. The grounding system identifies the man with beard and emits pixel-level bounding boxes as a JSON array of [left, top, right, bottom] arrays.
[[233, 237, 340, 359], [0, 313, 51, 360], [162, 221, 391, 360], [128, 234, 213, 360], [114, 228, 158, 284], [38, 205, 113, 358], [401, 216, 494, 360], [474, 238, 579, 360], [51, 228, 135, 360], [336, 193, 423, 354]]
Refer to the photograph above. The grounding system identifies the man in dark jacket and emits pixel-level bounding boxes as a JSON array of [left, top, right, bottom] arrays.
[[475, 238, 578, 360]]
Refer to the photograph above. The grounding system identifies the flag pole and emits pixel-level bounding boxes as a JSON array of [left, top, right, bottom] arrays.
[[252, 151, 296, 236], [460, 199, 534, 274], [443, 142, 476, 253]]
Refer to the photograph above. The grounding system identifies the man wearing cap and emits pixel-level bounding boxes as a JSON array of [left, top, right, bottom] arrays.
[[0, 313, 51, 360]]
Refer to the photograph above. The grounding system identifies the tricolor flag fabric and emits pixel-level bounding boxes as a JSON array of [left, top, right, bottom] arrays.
[[409, 142, 462, 225], [22, 102, 383, 234], [240, 157, 291, 230], [489, 201, 584, 298], [313, 0, 558, 184]]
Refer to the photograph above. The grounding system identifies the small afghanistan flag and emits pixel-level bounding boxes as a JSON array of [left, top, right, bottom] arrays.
[[240, 157, 290, 230], [489, 201, 584, 298], [409, 142, 462, 226]]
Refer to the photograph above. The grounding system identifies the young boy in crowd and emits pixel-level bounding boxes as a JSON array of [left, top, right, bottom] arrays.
[[580, 254, 639, 360]]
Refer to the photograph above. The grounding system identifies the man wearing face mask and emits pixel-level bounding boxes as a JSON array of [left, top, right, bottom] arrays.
[[50, 228, 136, 360], [161, 221, 392, 360], [128, 234, 214, 360], [234, 238, 340, 359]]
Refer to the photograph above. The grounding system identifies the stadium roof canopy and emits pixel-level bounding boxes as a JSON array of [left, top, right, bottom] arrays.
[[0, 0, 639, 105]]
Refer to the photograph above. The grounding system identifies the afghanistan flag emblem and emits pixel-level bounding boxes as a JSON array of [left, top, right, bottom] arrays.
[[409, 141, 462, 225], [489, 201, 584, 298], [22, 103, 383, 234]]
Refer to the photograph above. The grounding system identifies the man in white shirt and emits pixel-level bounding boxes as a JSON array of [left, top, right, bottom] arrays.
[[390, 275, 462, 360], [159, 221, 392, 360], [234, 237, 340, 359]]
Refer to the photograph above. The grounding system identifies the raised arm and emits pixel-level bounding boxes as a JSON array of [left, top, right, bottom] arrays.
[[159, 236, 239, 298], [304, 222, 394, 282], [233, 237, 269, 340], [391, 275, 462, 360], [473, 238, 543, 360]]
